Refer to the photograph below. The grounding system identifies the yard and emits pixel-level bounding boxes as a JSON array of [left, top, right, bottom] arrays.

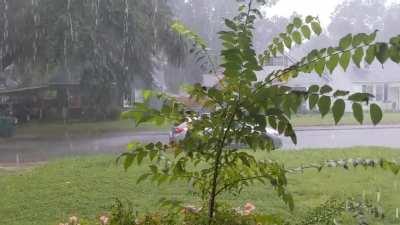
[[13, 119, 169, 138], [291, 112, 400, 127], [1, 147, 399, 225], [11, 112, 400, 139]]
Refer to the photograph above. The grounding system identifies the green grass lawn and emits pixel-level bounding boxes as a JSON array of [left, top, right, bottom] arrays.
[[15, 119, 169, 138], [11, 112, 400, 139], [292, 112, 400, 127], [1, 147, 400, 225]]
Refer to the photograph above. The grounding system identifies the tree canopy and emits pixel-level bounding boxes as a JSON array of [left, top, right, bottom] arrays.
[[0, 0, 184, 91]]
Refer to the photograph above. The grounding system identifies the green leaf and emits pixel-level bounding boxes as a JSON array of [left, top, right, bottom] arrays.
[[364, 30, 378, 45], [309, 94, 319, 110], [326, 54, 339, 73], [308, 85, 319, 93], [376, 43, 390, 64], [284, 192, 295, 211], [352, 103, 364, 124], [292, 31, 302, 44], [224, 19, 237, 31], [124, 154, 134, 171], [318, 96, 331, 117], [283, 36, 292, 49], [285, 124, 297, 144], [339, 51, 351, 71], [143, 90, 152, 102], [278, 120, 286, 134], [137, 173, 151, 184], [339, 34, 353, 50], [277, 42, 284, 54], [332, 99, 345, 125], [305, 15, 314, 23], [286, 23, 294, 34], [390, 45, 400, 63], [390, 36, 400, 46], [352, 33, 364, 47], [307, 49, 319, 61], [348, 93, 372, 102], [301, 25, 311, 39], [311, 22, 322, 35], [320, 85, 333, 94], [365, 45, 376, 64], [293, 17, 302, 28], [333, 90, 350, 97], [268, 116, 277, 129], [352, 47, 364, 68], [370, 103, 383, 125], [314, 58, 325, 76]]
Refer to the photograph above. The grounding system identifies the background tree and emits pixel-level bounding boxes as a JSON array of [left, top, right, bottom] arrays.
[[328, 0, 385, 39], [164, 0, 241, 93], [0, 0, 185, 117]]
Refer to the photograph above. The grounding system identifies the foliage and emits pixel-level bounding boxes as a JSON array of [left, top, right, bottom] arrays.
[[295, 198, 385, 225], [1, 148, 399, 225], [110, 199, 137, 225], [0, 0, 185, 113], [119, 0, 400, 224], [56, 198, 388, 225], [122, 1, 400, 224]]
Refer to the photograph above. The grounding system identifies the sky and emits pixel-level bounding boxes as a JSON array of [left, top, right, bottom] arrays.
[[266, 0, 400, 27]]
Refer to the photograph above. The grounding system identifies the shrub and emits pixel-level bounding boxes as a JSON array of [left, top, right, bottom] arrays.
[[120, 0, 400, 224]]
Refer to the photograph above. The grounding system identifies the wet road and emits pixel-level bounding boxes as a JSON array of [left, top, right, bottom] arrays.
[[1, 125, 400, 164], [283, 125, 400, 149]]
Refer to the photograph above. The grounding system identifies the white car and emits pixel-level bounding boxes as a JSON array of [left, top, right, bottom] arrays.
[[169, 118, 283, 149]]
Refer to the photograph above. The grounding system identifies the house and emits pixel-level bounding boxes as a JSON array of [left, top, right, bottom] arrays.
[[0, 82, 82, 121], [201, 55, 330, 112], [258, 55, 400, 112], [256, 55, 331, 88], [347, 62, 400, 111], [257, 55, 331, 112]]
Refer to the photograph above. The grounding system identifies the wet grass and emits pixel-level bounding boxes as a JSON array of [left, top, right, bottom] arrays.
[[1, 147, 400, 225], [11, 112, 400, 139], [292, 112, 400, 127], [15, 119, 170, 138]]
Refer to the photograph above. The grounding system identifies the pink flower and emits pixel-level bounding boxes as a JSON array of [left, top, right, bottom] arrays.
[[243, 202, 256, 215], [69, 216, 79, 225], [99, 215, 109, 225], [181, 205, 202, 214]]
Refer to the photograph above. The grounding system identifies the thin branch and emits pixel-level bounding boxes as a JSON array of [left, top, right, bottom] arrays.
[[256, 42, 376, 94]]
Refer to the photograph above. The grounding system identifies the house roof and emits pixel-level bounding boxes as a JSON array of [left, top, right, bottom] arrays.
[[285, 72, 331, 87], [0, 82, 80, 95], [350, 61, 400, 83]]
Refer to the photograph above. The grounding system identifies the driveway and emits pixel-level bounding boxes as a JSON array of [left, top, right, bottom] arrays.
[[1, 125, 400, 164]]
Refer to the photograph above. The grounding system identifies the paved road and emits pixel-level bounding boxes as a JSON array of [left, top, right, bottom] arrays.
[[283, 125, 400, 149], [1, 125, 400, 164]]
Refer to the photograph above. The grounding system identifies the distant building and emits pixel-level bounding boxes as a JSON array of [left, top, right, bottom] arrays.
[[348, 62, 400, 111], [201, 54, 400, 113], [259, 55, 400, 112], [258, 55, 331, 112], [0, 82, 82, 121]]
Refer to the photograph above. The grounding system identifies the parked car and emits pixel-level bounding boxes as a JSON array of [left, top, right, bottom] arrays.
[[169, 117, 283, 149]]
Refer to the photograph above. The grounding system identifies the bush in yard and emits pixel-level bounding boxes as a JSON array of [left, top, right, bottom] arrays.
[[120, 0, 400, 224]]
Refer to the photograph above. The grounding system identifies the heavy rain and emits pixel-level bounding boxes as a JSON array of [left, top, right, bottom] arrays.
[[1, 0, 400, 224]]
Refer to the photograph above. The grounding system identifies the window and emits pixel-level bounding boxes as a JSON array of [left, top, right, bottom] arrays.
[[384, 84, 389, 102], [362, 84, 373, 95], [265, 56, 288, 67], [376, 85, 384, 101]]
